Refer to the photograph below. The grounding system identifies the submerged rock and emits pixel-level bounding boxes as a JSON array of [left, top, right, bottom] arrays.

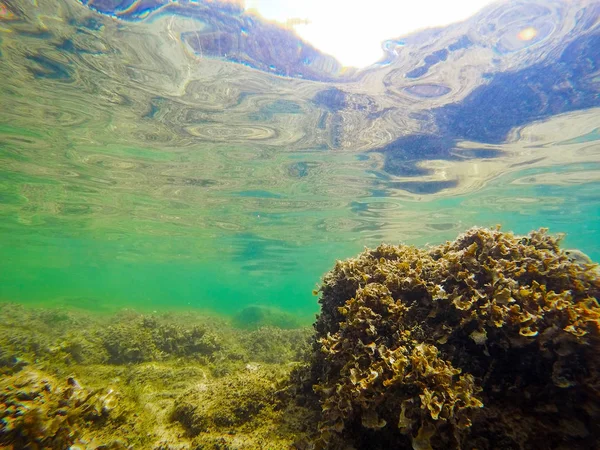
[[308, 227, 600, 449], [170, 363, 312, 449], [172, 368, 277, 434], [232, 305, 302, 330], [0, 369, 122, 449]]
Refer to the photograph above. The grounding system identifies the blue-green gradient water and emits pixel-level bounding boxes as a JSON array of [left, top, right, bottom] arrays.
[[1, 0, 599, 324]]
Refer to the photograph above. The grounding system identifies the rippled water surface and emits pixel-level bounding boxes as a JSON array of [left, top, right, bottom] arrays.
[[1, 0, 599, 321]]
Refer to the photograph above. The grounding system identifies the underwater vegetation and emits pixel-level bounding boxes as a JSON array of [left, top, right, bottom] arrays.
[[0, 306, 314, 448], [0, 368, 124, 449], [171, 364, 305, 439], [0, 227, 599, 449], [307, 227, 600, 449]]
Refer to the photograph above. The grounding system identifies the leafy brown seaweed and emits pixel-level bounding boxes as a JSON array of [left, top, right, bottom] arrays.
[[0, 369, 124, 449], [309, 227, 600, 449]]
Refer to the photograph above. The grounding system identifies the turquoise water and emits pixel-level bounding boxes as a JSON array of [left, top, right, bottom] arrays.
[[1, 0, 599, 324]]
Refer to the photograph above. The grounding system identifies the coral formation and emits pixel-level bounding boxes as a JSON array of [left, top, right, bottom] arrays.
[[309, 227, 600, 449]]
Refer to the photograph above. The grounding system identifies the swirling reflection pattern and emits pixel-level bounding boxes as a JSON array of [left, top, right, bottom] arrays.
[[0, 0, 599, 256]]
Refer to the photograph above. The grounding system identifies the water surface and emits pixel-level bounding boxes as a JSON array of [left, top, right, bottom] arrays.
[[1, 0, 599, 321]]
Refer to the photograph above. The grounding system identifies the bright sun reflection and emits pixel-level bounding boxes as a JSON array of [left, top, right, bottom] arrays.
[[245, 0, 496, 67], [517, 27, 538, 41]]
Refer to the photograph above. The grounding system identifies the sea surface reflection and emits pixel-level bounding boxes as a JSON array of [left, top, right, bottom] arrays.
[[0, 0, 599, 319]]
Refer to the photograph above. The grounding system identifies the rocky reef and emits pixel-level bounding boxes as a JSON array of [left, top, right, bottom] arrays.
[[308, 227, 600, 449], [0, 305, 313, 449], [171, 363, 315, 449], [1, 227, 598, 449]]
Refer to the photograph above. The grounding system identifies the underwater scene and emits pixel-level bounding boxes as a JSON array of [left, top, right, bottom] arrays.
[[0, 0, 599, 448]]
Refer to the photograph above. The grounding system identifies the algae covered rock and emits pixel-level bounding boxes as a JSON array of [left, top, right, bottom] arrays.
[[171, 365, 285, 435], [99, 315, 222, 364], [0, 368, 121, 449], [240, 326, 312, 364], [169, 363, 314, 449], [309, 227, 600, 449]]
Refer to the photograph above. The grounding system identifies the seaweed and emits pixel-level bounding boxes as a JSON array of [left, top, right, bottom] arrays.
[[0, 369, 123, 449], [0, 306, 315, 448], [308, 227, 600, 449]]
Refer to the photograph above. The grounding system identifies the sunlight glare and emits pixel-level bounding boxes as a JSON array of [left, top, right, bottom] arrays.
[[245, 0, 495, 67]]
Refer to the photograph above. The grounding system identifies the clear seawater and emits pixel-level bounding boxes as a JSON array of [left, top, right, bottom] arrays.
[[0, 0, 599, 324]]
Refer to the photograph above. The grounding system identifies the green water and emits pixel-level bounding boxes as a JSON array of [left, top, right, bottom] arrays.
[[1, 0, 599, 324]]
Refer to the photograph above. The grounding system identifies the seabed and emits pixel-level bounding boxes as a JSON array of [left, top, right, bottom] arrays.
[[1, 227, 599, 450], [0, 304, 316, 449]]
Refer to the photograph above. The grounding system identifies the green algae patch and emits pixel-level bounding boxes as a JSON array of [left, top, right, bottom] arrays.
[[170, 363, 313, 448], [306, 227, 600, 449], [0, 124, 45, 139]]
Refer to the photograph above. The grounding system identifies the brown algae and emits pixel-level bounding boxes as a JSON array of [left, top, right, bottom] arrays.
[[308, 227, 600, 449]]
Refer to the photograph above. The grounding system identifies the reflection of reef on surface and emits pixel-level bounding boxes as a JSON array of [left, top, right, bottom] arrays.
[[306, 227, 600, 449]]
